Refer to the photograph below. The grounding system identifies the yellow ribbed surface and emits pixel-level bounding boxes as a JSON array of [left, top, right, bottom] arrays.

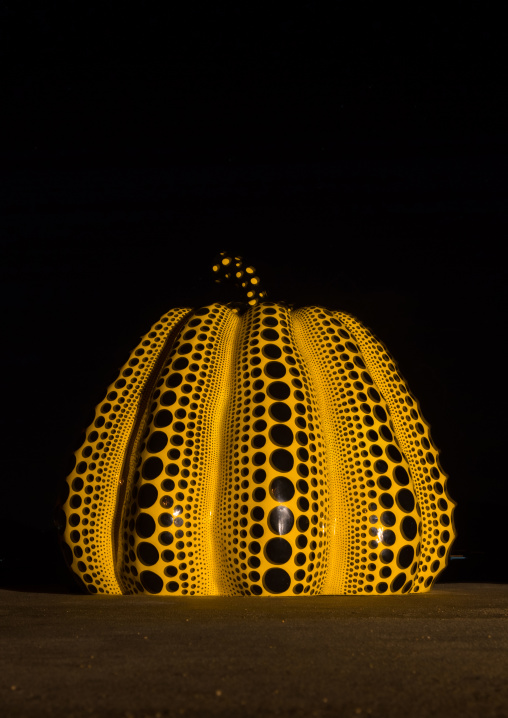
[[59, 308, 191, 594], [59, 298, 455, 596], [337, 311, 456, 592]]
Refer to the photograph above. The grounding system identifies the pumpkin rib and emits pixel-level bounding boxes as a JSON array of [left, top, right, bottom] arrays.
[[59, 307, 192, 594], [292, 306, 422, 594], [337, 311, 456, 592]]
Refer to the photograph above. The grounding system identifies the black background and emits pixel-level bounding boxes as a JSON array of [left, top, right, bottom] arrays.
[[1, 3, 506, 589]]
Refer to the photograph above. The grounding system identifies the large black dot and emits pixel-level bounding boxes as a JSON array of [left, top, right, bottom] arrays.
[[391, 572, 407, 592], [380, 548, 394, 563], [137, 484, 158, 509], [268, 506, 294, 535], [160, 391, 176, 406], [166, 373, 182, 387], [135, 513, 156, 538], [253, 469, 266, 484], [140, 570, 163, 594], [267, 382, 291, 400], [261, 329, 279, 341], [264, 361, 286, 379], [263, 344, 282, 359], [147, 431, 168, 453], [270, 477, 295, 502], [379, 493, 394, 509], [137, 542, 159, 566], [154, 410, 173, 429], [397, 545, 414, 569], [380, 511, 396, 527], [401, 516, 418, 541], [270, 449, 294, 472], [265, 538, 293, 564], [263, 568, 291, 594], [374, 460, 388, 474], [142, 456, 163, 480], [373, 406, 387, 423], [396, 489, 415, 513], [393, 465, 410, 486], [270, 424, 294, 447], [269, 402, 292, 422], [381, 529, 396, 546], [385, 444, 402, 463]]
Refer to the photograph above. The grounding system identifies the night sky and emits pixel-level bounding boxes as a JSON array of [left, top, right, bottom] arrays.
[[1, 4, 506, 588]]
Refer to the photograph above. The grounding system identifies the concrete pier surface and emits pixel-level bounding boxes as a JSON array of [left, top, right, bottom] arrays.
[[1, 584, 507, 718]]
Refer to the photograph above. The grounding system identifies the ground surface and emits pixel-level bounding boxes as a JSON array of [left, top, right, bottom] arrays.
[[1, 584, 507, 717]]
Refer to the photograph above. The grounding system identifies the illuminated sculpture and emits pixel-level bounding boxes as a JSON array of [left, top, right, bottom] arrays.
[[57, 253, 455, 595]]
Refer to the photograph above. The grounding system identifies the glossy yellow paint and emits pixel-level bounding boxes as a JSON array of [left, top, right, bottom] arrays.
[[57, 254, 455, 596]]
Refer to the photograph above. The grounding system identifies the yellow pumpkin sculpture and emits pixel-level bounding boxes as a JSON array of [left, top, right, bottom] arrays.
[[57, 252, 455, 596]]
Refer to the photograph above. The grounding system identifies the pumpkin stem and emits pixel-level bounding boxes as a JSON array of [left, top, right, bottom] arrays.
[[212, 252, 268, 306]]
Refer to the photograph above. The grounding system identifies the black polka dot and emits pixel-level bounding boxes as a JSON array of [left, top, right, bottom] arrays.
[[166, 581, 179, 593], [269, 424, 293, 447], [261, 329, 279, 341], [380, 511, 396, 527], [269, 402, 292, 422], [147, 431, 168, 453], [380, 548, 394, 563], [264, 361, 286, 379], [142, 456, 163, 480], [296, 479, 309, 494], [139, 571, 164, 593], [397, 545, 414, 569], [268, 506, 294, 535], [396, 489, 415, 513], [137, 484, 158, 509], [391, 573, 407, 592], [253, 487, 266, 502], [379, 493, 394, 509], [374, 460, 388, 474], [158, 531, 173, 546], [178, 343, 192, 355], [270, 477, 295, 502], [160, 391, 177, 406], [253, 469, 266, 484], [137, 542, 159, 566], [154, 410, 173, 428], [393, 465, 410, 486], [166, 373, 182, 387], [401, 516, 418, 541], [381, 529, 396, 546], [385, 444, 402, 463], [263, 568, 291, 594], [270, 449, 294, 472], [263, 344, 282, 359], [267, 381, 290, 400], [373, 406, 387, 423], [135, 513, 156, 538], [296, 515, 309, 532], [368, 388, 381, 403], [375, 582, 388, 594], [265, 538, 293, 564]]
